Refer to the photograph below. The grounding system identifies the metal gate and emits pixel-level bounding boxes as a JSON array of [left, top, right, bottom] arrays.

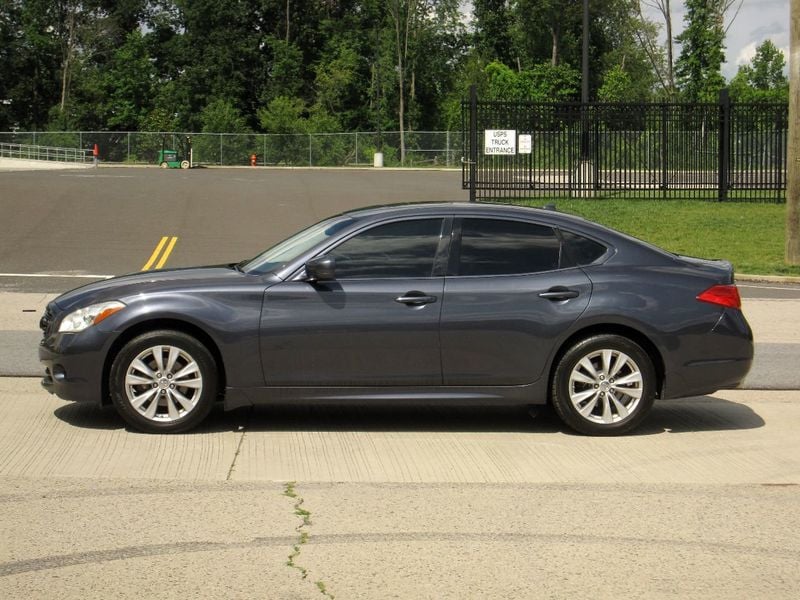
[[462, 86, 787, 203]]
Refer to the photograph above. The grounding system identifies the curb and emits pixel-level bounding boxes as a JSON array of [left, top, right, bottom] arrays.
[[737, 274, 800, 285]]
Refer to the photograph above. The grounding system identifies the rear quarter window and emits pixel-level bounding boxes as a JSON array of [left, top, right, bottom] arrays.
[[560, 230, 608, 266]]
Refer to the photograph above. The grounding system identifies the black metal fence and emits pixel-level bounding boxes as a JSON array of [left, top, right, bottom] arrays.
[[462, 87, 788, 202]]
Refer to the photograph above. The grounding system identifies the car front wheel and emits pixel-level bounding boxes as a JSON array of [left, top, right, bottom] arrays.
[[551, 334, 656, 436], [109, 330, 217, 433]]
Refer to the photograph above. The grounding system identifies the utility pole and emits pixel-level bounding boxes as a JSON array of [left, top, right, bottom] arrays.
[[788, 0, 800, 264], [578, 0, 594, 196]]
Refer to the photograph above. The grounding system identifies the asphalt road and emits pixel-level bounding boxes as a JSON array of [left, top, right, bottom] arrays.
[[0, 167, 462, 289], [1, 166, 799, 598], [2, 167, 798, 385]]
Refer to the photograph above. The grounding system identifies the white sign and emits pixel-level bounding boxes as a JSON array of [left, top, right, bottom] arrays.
[[484, 129, 516, 155], [518, 134, 532, 154]]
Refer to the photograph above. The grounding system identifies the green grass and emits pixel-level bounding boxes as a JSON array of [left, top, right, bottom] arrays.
[[512, 199, 800, 277]]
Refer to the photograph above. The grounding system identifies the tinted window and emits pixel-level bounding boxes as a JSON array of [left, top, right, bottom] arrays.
[[561, 230, 607, 266], [457, 219, 561, 276], [243, 217, 354, 274], [328, 219, 443, 279]]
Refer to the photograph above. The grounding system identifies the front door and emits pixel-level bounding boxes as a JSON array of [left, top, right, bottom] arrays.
[[260, 218, 448, 386]]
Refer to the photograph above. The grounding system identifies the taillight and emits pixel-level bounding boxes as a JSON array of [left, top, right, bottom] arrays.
[[697, 284, 741, 309]]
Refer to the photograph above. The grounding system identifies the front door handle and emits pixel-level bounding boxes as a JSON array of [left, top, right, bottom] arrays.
[[395, 291, 437, 306], [538, 287, 580, 301]]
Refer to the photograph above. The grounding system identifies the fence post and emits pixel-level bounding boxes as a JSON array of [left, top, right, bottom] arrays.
[[661, 103, 668, 198], [446, 130, 451, 167], [469, 85, 478, 202], [719, 88, 731, 202], [309, 134, 312, 166], [127, 132, 131, 162], [220, 134, 223, 166]]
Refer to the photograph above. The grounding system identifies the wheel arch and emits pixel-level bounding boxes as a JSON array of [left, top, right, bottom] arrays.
[[102, 319, 227, 406], [547, 324, 665, 403]]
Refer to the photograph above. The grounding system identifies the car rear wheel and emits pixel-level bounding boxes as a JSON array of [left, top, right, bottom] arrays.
[[551, 334, 655, 435], [109, 330, 217, 433]]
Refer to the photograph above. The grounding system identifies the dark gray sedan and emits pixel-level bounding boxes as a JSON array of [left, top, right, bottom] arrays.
[[40, 202, 753, 435]]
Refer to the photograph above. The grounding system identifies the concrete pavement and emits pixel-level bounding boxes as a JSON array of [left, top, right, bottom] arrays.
[[1, 379, 799, 598]]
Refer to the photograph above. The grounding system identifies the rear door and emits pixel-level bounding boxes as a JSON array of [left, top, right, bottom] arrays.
[[440, 218, 592, 386]]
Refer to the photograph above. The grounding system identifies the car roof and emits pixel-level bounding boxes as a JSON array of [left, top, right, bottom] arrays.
[[342, 201, 594, 228], [338, 201, 676, 265]]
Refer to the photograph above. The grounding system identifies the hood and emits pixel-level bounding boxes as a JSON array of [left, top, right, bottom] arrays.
[[52, 265, 275, 312]]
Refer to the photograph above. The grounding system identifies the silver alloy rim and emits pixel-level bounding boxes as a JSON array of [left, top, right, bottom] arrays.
[[124, 345, 203, 422], [568, 349, 644, 425]]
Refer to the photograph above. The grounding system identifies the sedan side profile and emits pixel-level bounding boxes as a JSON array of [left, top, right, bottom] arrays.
[[40, 202, 753, 435]]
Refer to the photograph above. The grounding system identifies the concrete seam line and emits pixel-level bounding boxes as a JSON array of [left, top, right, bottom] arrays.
[[226, 406, 252, 481], [283, 482, 335, 599]]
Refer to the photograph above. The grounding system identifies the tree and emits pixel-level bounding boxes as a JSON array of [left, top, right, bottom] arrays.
[[484, 61, 580, 102], [729, 40, 789, 103], [472, 0, 514, 64], [386, 0, 422, 165], [638, 0, 676, 97], [100, 30, 155, 130], [674, 0, 726, 101]]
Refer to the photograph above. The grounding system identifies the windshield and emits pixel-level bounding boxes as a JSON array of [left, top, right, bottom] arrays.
[[241, 216, 355, 274]]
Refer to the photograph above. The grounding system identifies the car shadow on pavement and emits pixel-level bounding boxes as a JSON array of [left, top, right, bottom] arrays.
[[53, 395, 764, 436], [631, 396, 765, 436]]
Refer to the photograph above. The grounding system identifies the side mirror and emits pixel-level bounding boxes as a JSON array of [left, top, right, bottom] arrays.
[[305, 256, 336, 282]]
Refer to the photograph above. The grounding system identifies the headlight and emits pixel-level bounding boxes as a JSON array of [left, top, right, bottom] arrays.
[[58, 301, 126, 333]]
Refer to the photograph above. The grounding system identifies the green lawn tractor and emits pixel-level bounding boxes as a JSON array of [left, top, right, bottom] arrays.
[[157, 149, 190, 169]]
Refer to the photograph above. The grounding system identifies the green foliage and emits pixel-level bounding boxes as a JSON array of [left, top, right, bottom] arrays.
[[1, 0, 780, 136], [598, 65, 633, 103], [484, 61, 580, 102], [729, 40, 789, 103], [102, 30, 156, 130], [200, 99, 251, 134], [264, 37, 304, 104], [675, 0, 726, 102], [258, 96, 307, 135]]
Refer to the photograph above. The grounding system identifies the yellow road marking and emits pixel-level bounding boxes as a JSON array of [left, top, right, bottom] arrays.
[[155, 236, 178, 269], [142, 236, 178, 271]]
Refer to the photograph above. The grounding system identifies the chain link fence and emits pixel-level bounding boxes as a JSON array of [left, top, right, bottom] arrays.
[[0, 131, 463, 168]]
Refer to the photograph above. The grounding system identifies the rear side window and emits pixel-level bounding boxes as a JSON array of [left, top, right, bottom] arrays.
[[561, 230, 607, 266], [456, 219, 561, 276]]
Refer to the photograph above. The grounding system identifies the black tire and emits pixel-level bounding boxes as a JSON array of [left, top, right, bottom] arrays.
[[109, 330, 218, 433], [551, 334, 656, 436]]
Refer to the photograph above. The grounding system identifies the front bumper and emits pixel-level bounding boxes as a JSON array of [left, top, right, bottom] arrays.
[[39, 323, 112, 404]]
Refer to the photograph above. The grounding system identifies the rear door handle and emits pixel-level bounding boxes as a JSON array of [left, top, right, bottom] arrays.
[[538, 287, 580, 301], [395, 292, 437, 306]]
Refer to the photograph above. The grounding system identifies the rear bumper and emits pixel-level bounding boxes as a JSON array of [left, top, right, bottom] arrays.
[[662, 308, 754, 399]]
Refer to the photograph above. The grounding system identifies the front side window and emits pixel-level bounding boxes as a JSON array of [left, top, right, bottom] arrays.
[[456, 219, 561, 276], [242, 217, 355, 274], [327, 219, 444, 279]]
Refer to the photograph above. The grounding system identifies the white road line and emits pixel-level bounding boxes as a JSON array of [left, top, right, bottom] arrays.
[[0, 273, 114, 279]]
